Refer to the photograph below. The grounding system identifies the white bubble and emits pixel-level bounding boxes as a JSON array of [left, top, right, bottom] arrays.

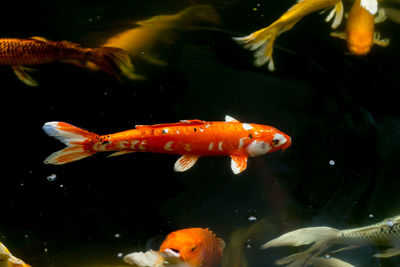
[[117, 252, 124, 258], [44, 248, 48, 253], [47, 174, 57, 182], [248, 216, 258, 222], [324, 254, 331, 259], [114, 233, 120, 238], [369, 214, 374, 218], [24, 235, 29, 239], [60, 184, 64, 188], [329, 160, 335, 166]]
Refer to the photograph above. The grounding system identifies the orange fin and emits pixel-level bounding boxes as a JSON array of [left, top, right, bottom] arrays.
[[42, 121, 99, 165], [108, 151, 135, 157], [29, 36, 48, 42], [136, 120, 206, 129], [174, 155, 199, 172], [11, 65, 38, 87], [230, 155, 248, 174]]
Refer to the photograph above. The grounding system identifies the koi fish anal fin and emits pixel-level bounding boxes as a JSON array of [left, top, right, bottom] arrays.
[[174, 155, 199, 172], [11, 65, 38, 87], [108, 151, 135, 157], [230, 155, 248, 174], [374, 247, 400, 258]]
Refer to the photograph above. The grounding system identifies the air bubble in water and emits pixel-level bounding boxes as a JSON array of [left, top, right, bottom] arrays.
[[47, 174, 57, 182], [248, 215, 258, 222], [329, 160, 335, 166], [114, 233, 120, 238], [369, 214, 374, 218], [117, 252, 123, 258]]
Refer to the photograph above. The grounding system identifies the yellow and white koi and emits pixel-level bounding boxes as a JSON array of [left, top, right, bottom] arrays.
[[0, 242, 30, 267], [261, 214, 400, 266], [233, 0, 344, 70]]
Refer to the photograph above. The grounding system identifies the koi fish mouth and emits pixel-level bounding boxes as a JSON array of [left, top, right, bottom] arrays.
[[281, 136, 291, 151], [161, 248, 181, 260]]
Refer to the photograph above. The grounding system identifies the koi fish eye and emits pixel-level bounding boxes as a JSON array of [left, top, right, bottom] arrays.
[[191, 246, 197, 252], [247, 140, 271, 157], [272, 133, 287, 147]]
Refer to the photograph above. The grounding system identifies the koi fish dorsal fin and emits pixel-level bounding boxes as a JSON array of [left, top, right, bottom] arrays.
[[361, 0, 378, 15], [29, 36, 48, 42], [135, 120, 206, 129], [230, 155, 248, 174], [174, 155, 199, 172], [225, 115, 239, 122]]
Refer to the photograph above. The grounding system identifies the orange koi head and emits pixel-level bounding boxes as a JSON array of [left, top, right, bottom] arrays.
[[347, 31, 374, 56], [246, 126, 291, 157], [159, 228, 224, 267]]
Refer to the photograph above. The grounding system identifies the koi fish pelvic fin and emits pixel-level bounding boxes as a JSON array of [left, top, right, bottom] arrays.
[[42, 122, 99, 165], [374, 247, 400, 258], [174, 155, 199, 172], [11, 65, 38, 87], [230, 155, 248, 174]]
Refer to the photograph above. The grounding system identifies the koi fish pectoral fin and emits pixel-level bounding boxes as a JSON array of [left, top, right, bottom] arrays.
[[230, 155, 248, 174], [373, 247, 400, 258], [330, 31, 346, 40], [11, 65, 38, 87], [373, 32, 390, 47]]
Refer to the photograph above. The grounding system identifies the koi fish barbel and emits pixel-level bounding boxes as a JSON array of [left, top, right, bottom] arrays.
[[42, 115, 291, 174]]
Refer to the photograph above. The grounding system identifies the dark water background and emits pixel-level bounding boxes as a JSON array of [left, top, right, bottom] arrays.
[[1, 0, 400, 266]]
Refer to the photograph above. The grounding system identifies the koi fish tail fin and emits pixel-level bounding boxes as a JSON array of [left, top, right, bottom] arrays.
[[233, 20, 298, 70], [42, 121, 99, 165], [87, 47, 144, 81], [261, 227, 340, 266], [177, 5, 221, 26], [324, 1, 344, 29]]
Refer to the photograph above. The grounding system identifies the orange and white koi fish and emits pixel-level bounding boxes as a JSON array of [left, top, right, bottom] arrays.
[[331, 0, 389, 55], [87, 5, 219, 79], [0, 243, 30, 267], [123, 228, 225, 267], [42, 115, 291, 174], [0, 37, 135, 87], [233, 0, 344, 70]]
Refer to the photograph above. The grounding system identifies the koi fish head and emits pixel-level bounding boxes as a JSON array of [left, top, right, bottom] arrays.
[[159, 228, 224, 267], [246, 127, 291, 157], [347, 31, 374, 55]]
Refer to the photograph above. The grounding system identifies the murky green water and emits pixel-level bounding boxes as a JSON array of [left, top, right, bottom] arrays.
[[1, 0, 400, 266]]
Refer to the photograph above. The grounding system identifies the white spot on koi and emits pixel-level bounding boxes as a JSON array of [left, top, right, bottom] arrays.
[[205, 124, 211, 128], [164, 141, 174, 151], [176, 130, 180, 134], [242, 123, 253, 130], [208, 142, 214, 151], [118, 141, 129, 149], [162, 129, 168, 134], [200, 128, 204, 132], [218, 141, 223, 151], [139, 140, 147, 150], [239, 137, 247, 149], [130, 140, 139, 150]]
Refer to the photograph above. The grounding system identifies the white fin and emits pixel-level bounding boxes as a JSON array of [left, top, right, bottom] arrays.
[[225, 115, 239, 122], [361, 0, 378, 15], [107, 151, 135, 157], [374, 247, 400, 258], [311, 256, 355, 267], [174, 155, 199, 172], [123, 250, 164, 266], [230, 155, 248, 174], [42, 121, 98, 164], [373, 31, 390, 47], [325, 1, 344, 29], [261, 227, 339, 249]]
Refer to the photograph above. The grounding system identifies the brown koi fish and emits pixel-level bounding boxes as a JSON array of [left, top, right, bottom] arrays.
[[0, 37, 135, 86], [262, 214, 400, 266]]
